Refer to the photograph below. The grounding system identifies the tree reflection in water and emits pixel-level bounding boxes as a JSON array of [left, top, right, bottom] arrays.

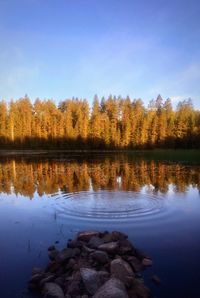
[[0, 156, 199, 199]]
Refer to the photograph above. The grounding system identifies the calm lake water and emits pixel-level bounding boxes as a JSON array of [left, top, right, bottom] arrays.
[[0, 152, 200, 298]]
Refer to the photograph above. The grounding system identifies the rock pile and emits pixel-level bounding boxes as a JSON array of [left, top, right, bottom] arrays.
[[29, 231, 153, 298]]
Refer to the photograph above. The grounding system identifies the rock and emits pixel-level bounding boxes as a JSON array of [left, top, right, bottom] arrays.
[[29, 231, 153, 298], [110, 258, 135, 284], [40, 274, 55, 287], [102, 231, 128, 243], [48, 249, 59, 261], [30, 273, 45, 284], [98, 242, 119, 254], [135, 249, 149, 261], [126, 256, 143, 272], [102, 233, 113, 243], [66, 280, 81, 296], [93, 277, 128, 298], [142, 258, 153, 267], [46, 261, 60, 273], [88, 236, 105, 248], [82, 245, 95, 254], [98, 271, 110, 283], [151, 275, 161, 285], [42, 282, 65, 298], [66, 258, 76, 270], [72, 270, 82, 281], [118, 239, 134, 254], [54, 277, 65, 288], [68, 239, 83, 249], [80, 267, 103, 295], [56, 248, 76, 263], [77, 231, 100, 242], [111, 231, 128, 241], [90, 251, 109, 264]]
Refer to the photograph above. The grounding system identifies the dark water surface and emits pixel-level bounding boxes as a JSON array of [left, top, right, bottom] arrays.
[[0, 152, 200, 298]]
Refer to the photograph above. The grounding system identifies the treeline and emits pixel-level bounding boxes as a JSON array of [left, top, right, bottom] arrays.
[[0, 95, 199, 149], [0, 158, 199, 197]]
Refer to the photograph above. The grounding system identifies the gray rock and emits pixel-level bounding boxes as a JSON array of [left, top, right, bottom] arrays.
[[77, 231, 100, 241], [42, 282, 65, 298], [98, 242, 119, 254], [110, 258, 134, 284], [80, 267, 103, 295], [93, 278, 128, 298], [56, 248, 76, 263], [90, 250, 109, 264]]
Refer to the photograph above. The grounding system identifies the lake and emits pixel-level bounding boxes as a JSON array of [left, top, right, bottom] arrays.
[[0, 151, 200, 298]]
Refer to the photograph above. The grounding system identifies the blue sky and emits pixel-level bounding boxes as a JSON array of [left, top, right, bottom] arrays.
[[0, 0, 200, 108]]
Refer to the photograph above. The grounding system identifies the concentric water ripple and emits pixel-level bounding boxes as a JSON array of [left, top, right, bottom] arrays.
[[50, 190, 174, 222]]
